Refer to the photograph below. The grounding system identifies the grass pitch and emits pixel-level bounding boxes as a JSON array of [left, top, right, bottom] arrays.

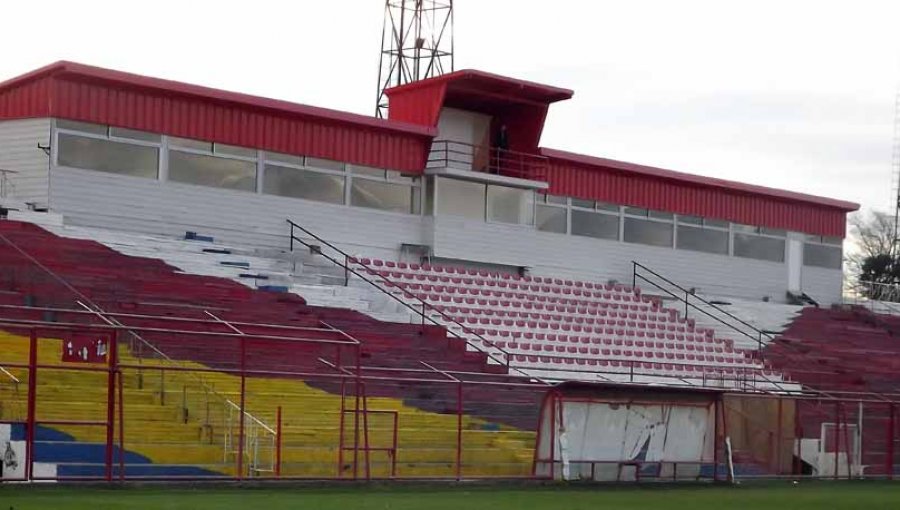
[[2, 481, 899, 509]]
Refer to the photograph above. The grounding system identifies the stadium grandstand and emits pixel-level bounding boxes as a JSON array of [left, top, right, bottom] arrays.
[[0, 58, 897, 485]]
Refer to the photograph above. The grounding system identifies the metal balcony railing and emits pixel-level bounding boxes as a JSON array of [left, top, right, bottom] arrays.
[[427, 140, 548, 180]]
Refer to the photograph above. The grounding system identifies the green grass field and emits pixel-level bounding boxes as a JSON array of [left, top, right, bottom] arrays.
[[2, 481, 900, 510]]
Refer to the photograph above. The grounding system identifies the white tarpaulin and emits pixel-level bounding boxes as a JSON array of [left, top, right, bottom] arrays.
[[539, 400, 715, 481]]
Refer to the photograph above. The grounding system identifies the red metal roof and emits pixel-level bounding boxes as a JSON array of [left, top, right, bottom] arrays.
[[384, 69, 574, 104], [541, 148, 858, 212], [0, 61, 436, 172]]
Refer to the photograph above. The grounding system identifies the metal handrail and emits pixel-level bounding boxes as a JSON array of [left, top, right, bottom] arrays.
[[287, 219, 527, 375], [427, 140, 548, 180], [632, 261, 773, 352]]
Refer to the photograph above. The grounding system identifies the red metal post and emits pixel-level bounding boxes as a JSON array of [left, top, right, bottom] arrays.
[[833, 401, 840, 480], [237, 336, 246, 480], [390, 411, 398, 478], [117, 368, 125, 480], [362, 384, 371, 481], [275, 406, 283, 478], [888, 404, 895, 480], [337, 377, 346, 478], [713, 398, 720, 482], [353, 348, 361, 480], [776, 397, 783, 475], [456, 381, 463, 481], [25, 329, 37, 482], [841, 402, 853, 479], [793, 399, 801, 476], [105, 331, 118, 482]]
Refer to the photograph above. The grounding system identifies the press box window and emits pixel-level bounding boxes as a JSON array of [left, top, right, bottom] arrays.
[[263, 164, 345, 204], [57, 133, 159, 179]]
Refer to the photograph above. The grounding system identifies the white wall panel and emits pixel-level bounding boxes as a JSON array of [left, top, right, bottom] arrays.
[[49, 167, 426, 258], [0, 118, 51, 206]]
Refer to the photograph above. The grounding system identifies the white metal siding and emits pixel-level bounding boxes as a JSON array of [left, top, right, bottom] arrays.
[[49, 167, 426, 257], [800, 266, 843, 304], [0, 118, 51, 205]]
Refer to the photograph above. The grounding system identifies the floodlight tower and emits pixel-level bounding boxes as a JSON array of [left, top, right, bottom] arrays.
[[375, 0, 454, 118]]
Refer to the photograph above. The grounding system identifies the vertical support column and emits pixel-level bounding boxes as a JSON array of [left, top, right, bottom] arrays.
[[793, 399, 802, 476], [105, 331, 118, 482], [713, 398, 720, 482], [833, 401, 840, 480], [456, 381, 463, 481], [275, 406, 283, 478], [549, 392, 557, 480], [776, 398, 783, 475], [237, 336, 246, 480], [888, 404, 895, 480], [362, 384, 371, 481], [25, 329, 38, 482], [353, 347, 362, 480], [118, 368, 125, 481]]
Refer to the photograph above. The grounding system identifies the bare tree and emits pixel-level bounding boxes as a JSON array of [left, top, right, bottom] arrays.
[[846, 210, 900, 299]]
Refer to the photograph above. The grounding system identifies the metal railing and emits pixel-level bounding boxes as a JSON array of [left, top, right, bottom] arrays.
[[287, 218, 534, 376], [427, 140, 548, 180], [845, 280, 900, 315], [632, 261, 774, 353]]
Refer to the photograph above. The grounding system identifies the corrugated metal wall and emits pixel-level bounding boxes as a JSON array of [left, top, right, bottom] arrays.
[[0, 77, 51, 119], [545, 159, 847, 237]]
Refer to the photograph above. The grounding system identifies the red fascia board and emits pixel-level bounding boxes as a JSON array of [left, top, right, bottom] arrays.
[[384, 69, 574, 103], [541, 147, 860, 212], [0, 61, 436, 138]]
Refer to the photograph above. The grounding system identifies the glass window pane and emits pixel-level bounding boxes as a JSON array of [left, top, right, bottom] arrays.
[[169, 136, 213, 152], [677, 225, 729, 254], [733, 224, 758, 233], [215, 143, 257, 159], [168, 150, 256, 191], [803, 243, 842, 269], [536, 205, 567, 234], [487, 185, 534, 225], [544, 194, 568, 205], [678, 215, 703, 225], [649, 210, 674, 220], [624, 206, 649, 217], [760, 227, 787, 237], [109, 127, 160, 142], [436, 177, 485, 221], [58, 133, 158, 179], [624, 217, 674, 247], [595, 201, 619, 212], [351, 165, 386, 178], [733, 234, 785, 262], [572, 210, 619, 240], [823, 236, 843, 246], [265, 152, 304, 167], [571, 198, 594, 209], [424, 176, 435, 216], [263, 164, 344, 204], [351, 178, 416, 214], [57, 119, 107, 136], [306, 157, 345, 172], [704, 218, 729, 229]]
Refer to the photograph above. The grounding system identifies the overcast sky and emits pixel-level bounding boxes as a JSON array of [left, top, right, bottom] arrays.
[[2, 0, 897, 214]]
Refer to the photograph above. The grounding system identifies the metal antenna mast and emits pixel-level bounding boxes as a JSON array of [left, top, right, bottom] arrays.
[[376, 0, 454, 118], [892, 87, 900, 252]]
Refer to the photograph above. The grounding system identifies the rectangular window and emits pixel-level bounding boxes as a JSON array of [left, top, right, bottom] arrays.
[[57, 133, 159, 179], [803, 243, 842, 269], [571, 209, 619, 240], [57, 119, 107, 136], [733, 234, 785, 262], [351, 178, 419, 214], [487, 185, 534, 225], [214, 143, 257, 159], [265, 152, 304, 167], [676, 225, 729, 255], [624, 217, 674, 247], [109, 127, 160, 143], [536, 205, 567, 234], [307, 157, 345, 172], [571, 198, 595, 209], [263, 164, 345, 204], [436, 177, 486, 221], [169, 136, 213, 152], [168, 150, 257, 191]]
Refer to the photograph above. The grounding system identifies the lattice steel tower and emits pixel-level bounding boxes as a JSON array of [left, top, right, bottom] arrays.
[[376, 0, 454, 118]]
